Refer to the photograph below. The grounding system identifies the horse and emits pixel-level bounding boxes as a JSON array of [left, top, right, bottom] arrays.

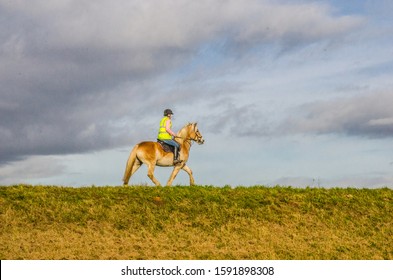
[[122, 123, 205, 186]]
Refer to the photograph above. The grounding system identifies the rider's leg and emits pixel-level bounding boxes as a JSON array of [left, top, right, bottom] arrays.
[[173, 146, 181, 164], [163, 139, 182, 164]]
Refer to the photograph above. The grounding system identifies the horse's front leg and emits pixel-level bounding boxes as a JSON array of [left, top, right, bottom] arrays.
[[182, 165, 195, 186], [166, 165, 182, 186]]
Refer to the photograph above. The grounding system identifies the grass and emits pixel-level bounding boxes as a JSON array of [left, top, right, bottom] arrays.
[[0, 185, 392, 260]]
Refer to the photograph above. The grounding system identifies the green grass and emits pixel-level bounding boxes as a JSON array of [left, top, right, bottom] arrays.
[[0, 185, 392, 259]]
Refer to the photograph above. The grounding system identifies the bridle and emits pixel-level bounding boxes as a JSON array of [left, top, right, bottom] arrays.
[[175, 125, 204, 146], [191, 129, 204, 144]]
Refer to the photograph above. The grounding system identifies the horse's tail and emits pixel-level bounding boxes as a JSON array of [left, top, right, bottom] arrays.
[[123, 144, 139, 185]]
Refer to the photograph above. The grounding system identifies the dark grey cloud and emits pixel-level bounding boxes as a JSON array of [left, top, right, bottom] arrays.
[[279, 91, 393, 138], [0, 0, 363, 165]]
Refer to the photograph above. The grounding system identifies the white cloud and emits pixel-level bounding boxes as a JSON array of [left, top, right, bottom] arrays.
[[0, 156, 65, 185], [367, 117, 393, 126]]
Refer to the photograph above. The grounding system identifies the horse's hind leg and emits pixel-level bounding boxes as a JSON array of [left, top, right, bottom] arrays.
[[147, 163, 161, 186]]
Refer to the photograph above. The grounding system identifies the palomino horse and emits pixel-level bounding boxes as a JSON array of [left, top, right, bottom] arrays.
[[123, 123, 204, 186]]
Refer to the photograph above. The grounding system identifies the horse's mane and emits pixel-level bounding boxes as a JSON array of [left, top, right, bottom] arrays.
[[177, 123, 195, 137]]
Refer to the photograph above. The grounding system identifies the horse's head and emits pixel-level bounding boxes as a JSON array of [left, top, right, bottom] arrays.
[[188, 123, 205, 145]]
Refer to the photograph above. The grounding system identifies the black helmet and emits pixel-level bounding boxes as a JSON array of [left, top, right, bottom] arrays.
[[164, 109, 174, 116]]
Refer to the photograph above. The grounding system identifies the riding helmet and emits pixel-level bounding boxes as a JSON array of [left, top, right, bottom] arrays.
[[164, 109, 174, 116]]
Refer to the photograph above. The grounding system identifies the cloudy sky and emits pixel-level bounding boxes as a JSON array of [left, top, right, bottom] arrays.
[[1, 0, 393, 188]]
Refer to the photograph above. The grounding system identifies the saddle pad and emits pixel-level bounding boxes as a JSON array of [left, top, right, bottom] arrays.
[[157, 140, 174, 153]]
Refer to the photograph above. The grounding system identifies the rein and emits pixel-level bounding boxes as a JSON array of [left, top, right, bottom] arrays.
[[175, 136, 194, 146]]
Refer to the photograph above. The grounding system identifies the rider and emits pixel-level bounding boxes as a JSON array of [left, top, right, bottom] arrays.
[[157, 109, 182, 165]]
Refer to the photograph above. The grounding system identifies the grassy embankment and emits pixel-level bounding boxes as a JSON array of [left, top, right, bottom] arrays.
[[0, 185, 392, 259]]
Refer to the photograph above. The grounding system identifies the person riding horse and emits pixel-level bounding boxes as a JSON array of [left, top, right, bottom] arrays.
[[157, 109, 183, 165], [123, 121, 204, 186]]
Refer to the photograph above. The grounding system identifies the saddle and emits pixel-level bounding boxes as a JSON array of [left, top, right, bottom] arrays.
[[157, 139, 179, 153]]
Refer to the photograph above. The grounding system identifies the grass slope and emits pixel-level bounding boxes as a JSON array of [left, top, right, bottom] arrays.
[[0, 185, 392, 260]]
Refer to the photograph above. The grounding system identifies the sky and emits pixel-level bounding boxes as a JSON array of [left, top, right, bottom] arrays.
[[1, 0, 393, 188]]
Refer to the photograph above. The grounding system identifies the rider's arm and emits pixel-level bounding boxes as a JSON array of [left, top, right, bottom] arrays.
[[165, 119, 176, 137]]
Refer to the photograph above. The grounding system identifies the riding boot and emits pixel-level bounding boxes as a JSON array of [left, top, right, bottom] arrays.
[[173, 147, 182, 165]]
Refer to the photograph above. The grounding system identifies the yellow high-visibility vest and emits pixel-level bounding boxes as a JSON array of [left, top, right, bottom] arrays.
[[157, 116, 172, 140]]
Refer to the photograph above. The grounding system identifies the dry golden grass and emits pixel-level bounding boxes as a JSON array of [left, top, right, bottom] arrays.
[[1, 185, 392, 259]]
